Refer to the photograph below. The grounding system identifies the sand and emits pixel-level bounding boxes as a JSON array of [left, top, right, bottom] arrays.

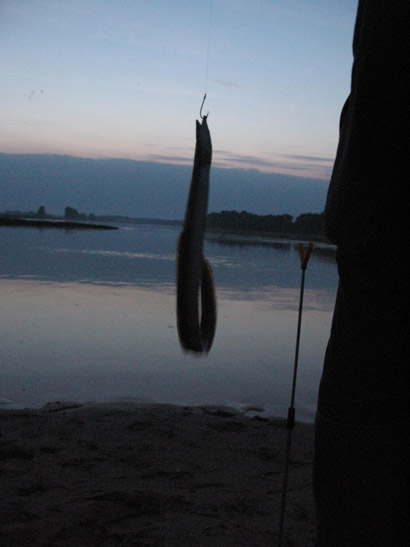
[[0, 401, 315, 546]]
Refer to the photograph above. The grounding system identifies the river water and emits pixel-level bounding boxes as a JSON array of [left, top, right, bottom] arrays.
[[0, 223, 338, 422]]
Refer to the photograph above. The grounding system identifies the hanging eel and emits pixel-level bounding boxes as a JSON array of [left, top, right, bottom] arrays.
[[176, 115, 217, 353]]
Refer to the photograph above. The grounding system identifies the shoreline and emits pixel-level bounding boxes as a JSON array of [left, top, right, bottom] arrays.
[[0, 217, 118, 230], [0, 401, 316, 546], [0, 396, 317, 424], [0, 215, 332, 245], [206, 226, 333, 245]]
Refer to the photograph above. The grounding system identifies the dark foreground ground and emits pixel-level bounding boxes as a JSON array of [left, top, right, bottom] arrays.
[[0, 402, 315, 546]]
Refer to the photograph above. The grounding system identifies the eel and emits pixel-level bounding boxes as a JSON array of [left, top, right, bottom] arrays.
[[176, 115, 217, 353]]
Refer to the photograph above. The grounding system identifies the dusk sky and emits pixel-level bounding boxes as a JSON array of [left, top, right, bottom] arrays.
[[1, 0, 358, 181]]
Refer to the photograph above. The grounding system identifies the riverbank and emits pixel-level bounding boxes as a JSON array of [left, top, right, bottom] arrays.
[[0, 401, 316, 546]]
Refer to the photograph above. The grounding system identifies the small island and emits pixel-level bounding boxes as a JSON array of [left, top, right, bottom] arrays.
[[0, 206, 118, 230], [0, 218, 118, 230]]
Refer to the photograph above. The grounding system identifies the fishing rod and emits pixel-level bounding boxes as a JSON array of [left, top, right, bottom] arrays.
[[278, 241, 313, 546]]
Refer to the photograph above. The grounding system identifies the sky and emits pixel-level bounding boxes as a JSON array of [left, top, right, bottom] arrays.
[[1, 0, 358, 181]]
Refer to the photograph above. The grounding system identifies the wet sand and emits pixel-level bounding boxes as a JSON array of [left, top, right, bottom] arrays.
[[0, 401, 315, 546]]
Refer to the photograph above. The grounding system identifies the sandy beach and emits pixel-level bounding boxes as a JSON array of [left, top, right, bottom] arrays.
[[0, 401, 315, 546]]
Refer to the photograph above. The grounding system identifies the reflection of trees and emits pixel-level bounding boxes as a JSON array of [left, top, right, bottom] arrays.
[[205, 229, 336, 265], [206, 234, 291, 251], [309, 244, 336, 263], [290, 242, 336, 264]]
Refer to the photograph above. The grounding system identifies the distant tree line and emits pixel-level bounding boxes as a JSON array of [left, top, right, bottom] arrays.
[[0, 205, 96, 222], [207, 210, 324, 235], [63, 206, 96, 221], [1, 205, 324, 235]]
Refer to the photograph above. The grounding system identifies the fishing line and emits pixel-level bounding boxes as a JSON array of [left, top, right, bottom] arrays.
[[204, 0, 213, 94]]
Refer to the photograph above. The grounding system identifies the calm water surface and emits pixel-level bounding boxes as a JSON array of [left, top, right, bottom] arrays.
[[0, 223, 338, 421]]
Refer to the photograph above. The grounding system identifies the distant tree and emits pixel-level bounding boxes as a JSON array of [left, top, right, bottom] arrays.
[[4, 210, 23, 218], [36, 205, 47, 219], [88, 213, 96, 221], [207, 209, 325, 235], [293, 212, 324, 234], [64, 206, 86, 220], [207, 210, 294, 233], [65, 206, 79, 219], [270, 214, 293, 232]]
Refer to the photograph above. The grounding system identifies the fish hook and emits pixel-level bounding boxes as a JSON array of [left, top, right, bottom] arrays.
[[200, 93, 209, 119]]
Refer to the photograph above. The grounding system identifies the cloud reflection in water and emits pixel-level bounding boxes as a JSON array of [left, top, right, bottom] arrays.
[[0, 225, 338, 421]]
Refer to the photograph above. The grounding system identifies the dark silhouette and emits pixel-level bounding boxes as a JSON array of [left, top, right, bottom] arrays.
[[36, 205, 47, 219], [0, 205, 116, 230], [0, 217, 117, 230], [314, 2, 410, 546], [207, 210, 324, 237], [64, 206, 87, 221], [292, 212, 324, 235]]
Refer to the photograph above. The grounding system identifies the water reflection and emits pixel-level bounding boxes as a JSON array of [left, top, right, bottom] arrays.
[[0, 225, 338, 421], [0, 224, 337, 291], [206, 233, 292, 251], [206, 233, 336, 266], [0, 224, 177, 287]]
